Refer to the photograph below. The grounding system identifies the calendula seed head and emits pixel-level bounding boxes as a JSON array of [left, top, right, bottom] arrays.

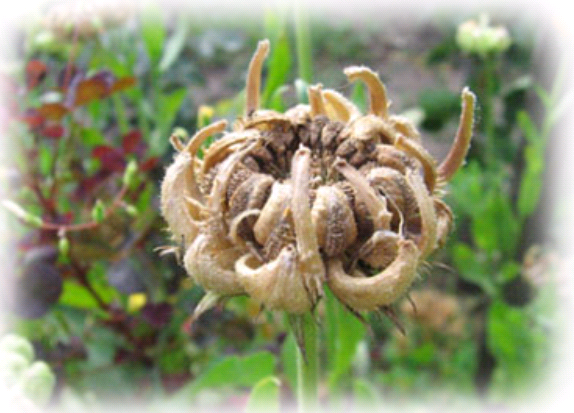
[[160, 39, 475, 319]]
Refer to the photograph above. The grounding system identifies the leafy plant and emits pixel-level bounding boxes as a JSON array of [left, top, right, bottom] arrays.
[[0, 6, 562, 412]]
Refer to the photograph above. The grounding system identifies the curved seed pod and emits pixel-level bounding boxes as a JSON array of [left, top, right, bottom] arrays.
[[263, 207, 295, 261], [184, 233, 245, 296], [245, 39, 270, 116], [344, 66, 390, 119], [339, 115, 395, 144], [406, 170, 437, 259], [161, 120, 227, 247], [437, 88, 476, 182], [334, 158, 393, 231], [208, 138, 263, 224], [356, 229, 400, 269], [284, 104, 312, 126], [311, 185, 358, 257], [201, 131, 257, 177], [236, 245, 313, 313], [327, 239, 420, 312], [227, 173, 274, 221], [395, 135, 437, 193], [322, 89, 362, 122], [253, 181, 293, 246], [373, 144, 410, 174], [291, 146, 325, 305], [308, 84, 327, 117], [434, 198, 454, 247], [388, 115, 421, 141], [367, 166, 413, 221]]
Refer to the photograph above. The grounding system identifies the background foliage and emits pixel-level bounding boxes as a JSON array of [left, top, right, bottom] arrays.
[[0, 3, 568, 412]]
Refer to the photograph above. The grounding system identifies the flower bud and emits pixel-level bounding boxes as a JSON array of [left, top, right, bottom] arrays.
[[456, 14, 511, 57]]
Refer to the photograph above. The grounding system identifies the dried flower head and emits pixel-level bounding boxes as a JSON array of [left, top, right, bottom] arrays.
[[160, 39, 475, 320]]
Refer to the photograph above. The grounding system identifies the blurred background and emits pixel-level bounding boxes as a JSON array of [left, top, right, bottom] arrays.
[[0, 1, 572, 412]]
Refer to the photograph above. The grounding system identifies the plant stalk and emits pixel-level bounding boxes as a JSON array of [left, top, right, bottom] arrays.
[[295, 312, 319, 413]]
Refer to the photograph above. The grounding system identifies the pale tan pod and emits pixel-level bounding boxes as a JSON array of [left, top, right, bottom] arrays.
[[161, 121, 228, 247], [334, 158, 393, 231], [290, 146, 326, 304], [235, 246, 313, 313], [395, 135, 437, 193], [327, 239, 420, 312], [160, 150, 200, 247], [283, 104, 312, 126], [342, 114, 396, 144], [200, 131, 257, 177], [253, 181, 293, 246], [357, 230, 400, 269], [406, 170, 437, 259], [311, 185, 358, 257], [322, 89, 362, 122], [344, 65, 390, 119], [184, 233, 245, 296], [434, 198, 454, 247]]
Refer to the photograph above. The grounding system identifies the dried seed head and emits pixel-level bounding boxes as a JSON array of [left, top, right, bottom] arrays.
[[160, 39, 475, 319]]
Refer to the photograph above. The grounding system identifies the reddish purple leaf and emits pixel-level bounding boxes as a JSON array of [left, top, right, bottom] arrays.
[[111, 76, 136, 93], [121, 130, 143, 154], [141, 302, 173, 328], [22, 108, 44, 129], [40, 123, 65, 139], [92, 145, 125, 172], [58, 65, 81, 90], [25, 60, 48, 89], [73, 77, 110, 106], [38, 102, 68, 121], [140, 157, 159, 171]]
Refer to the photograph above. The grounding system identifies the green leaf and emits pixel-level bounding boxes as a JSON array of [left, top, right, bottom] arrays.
[[294, 3, 313, 83], [487, 300, 548, 394], [280, 329, 298, 391], [58, 281, 101, 310], [91, 199, 105, 223], [352, 378, 381, 405], [141, 9, 165, 65], [159, 18, 188, 73], [517, 165, 543, 218], [151, 88, 187, 155], [324, 287, 366, 389], [245, 376, 281, 413], [180, 351, 276, 397], [470, 189, 519, 256], [262, 12, 292, 108], [451, 242, 496, 296], [516, 110, 539, 144], [58, 264, 117, 310], [497, 261, 521, 284], [38, 143, 53, 176]]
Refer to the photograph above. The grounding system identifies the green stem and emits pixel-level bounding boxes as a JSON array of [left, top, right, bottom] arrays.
[[480, 56, 497, 168], [293, 1, 313, 83], [295, 312, 319, 413]]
